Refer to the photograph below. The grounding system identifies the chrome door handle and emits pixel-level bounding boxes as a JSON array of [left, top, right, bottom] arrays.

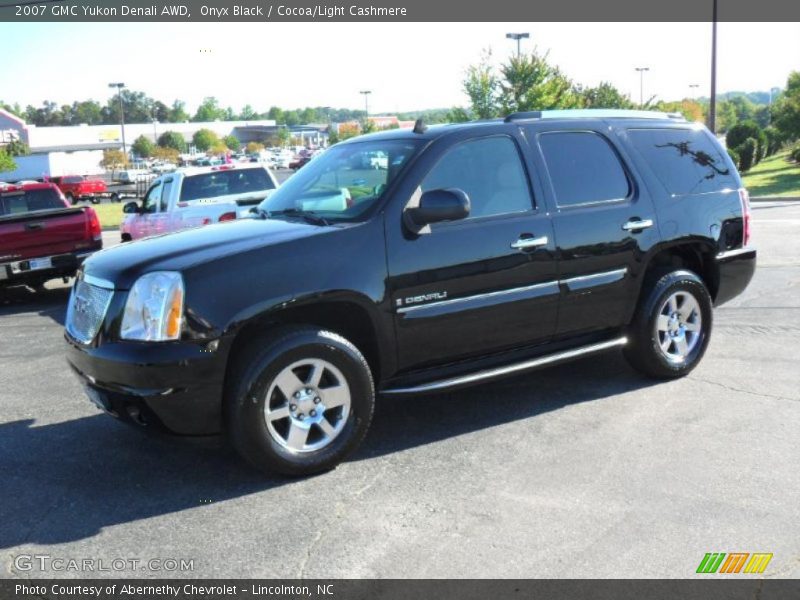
[[622, 219, 654, 232], [511, 235, 548, 250]]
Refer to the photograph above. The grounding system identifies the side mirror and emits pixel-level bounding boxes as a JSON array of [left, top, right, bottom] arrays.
[[122, 201, 140, 214], [405, 188, 470, 229]]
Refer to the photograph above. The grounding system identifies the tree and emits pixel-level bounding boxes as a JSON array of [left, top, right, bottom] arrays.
[[168, 100, 189, 123], [773, 71, 800, 141], [100, 148, 127, 173], [446, 107, 471, 123], [240, 104, 258, 120], [463, 50, 499, 119], [245, 142, 264, 154], [131, 135, 155, 158], [193, 97, 225, 122], [337, 123, 361, 141], [4, 139, 29, 157], [581, 82, 634, 109], [223, 134, 241, 151], [498, 50, 581, 114], [208, 140, 229, 156], [276, 127, 291, 147], [654, 99, 705, 122], [157, 131, 187, 152], [151, 147, 180, 163], [0, 149, 16, 173], [192, 128, 220, 152]]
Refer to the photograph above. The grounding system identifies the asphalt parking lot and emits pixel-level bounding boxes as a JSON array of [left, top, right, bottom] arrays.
[[1, 201, 798, 579]]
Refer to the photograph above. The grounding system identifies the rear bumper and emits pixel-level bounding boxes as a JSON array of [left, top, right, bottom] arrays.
[[0, 247, 98, 287], [64, 333, 229, 436], [714, 247, 757, 306]]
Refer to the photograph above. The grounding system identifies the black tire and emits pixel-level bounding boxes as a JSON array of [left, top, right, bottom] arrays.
[[110, 192, 120, 203], [225, 326, 375, 476], [90, 196, 100, 205], [624, 269, 713, 379]]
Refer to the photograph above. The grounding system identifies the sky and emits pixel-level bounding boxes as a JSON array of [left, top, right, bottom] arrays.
[[2, 22, 798, 115]]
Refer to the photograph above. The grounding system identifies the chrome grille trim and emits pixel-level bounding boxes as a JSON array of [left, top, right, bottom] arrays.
[[65, 279, 114, 345]]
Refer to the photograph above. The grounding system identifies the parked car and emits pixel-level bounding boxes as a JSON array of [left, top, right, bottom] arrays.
[[1, 182, 102, 288], [49, 175, 108, 205], [65, 110, 755, 476], [268, 151, 293, 170], [119, 164, 279, 241], [115, 168, 150, 184], [289, 155, 313, 170]]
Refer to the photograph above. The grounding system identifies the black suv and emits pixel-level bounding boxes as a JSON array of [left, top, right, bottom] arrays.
[[65, 110, 756, 475]]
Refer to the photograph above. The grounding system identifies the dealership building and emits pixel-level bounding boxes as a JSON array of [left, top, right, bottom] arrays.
[[0, 108, 278, 181]]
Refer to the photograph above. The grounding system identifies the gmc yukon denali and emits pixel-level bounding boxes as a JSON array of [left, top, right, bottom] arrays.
[[64, 110, 756, 476]]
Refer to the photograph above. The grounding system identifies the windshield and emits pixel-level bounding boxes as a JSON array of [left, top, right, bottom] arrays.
[[259, 139, 421, 222]]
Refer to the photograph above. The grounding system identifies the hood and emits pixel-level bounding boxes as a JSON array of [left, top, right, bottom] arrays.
[[83, 217, 333, 289]]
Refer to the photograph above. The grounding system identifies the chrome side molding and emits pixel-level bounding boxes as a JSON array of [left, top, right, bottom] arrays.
[[382, 336, 628, 395]]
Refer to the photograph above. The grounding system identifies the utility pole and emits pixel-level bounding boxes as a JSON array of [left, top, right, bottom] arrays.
[[359, 90, 371, 125], [635, 67, 650, 108], [505, 32, 530, 58], [708, 0, 718, 133], [108, 82, 127, 157]]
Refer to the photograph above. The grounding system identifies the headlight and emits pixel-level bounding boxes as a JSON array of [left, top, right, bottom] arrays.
[[120, 272, 184, 341]]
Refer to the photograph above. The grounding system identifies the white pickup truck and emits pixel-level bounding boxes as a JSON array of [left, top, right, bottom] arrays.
[[120, 164, 279, 241]]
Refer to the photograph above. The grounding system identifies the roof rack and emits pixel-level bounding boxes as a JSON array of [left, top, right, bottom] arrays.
[[504, 109, 686, 123]]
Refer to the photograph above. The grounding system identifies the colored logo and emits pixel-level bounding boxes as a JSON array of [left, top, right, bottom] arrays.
[[696, 552, 773, 574]]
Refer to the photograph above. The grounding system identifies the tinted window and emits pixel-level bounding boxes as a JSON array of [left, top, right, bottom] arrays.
[[0, 188, 64, 215], [180, 168, 274, 202], [63, 176, 83, 184], [160, 179, 173, 212], [141, 181, 162, 214], [628, 128, 738, 196], [422, 136, 532, 219], [539, 132, 630, 207]]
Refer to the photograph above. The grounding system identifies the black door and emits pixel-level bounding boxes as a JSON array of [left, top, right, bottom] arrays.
[[523, 122, 660, 337], [385, 130, 559, 372]]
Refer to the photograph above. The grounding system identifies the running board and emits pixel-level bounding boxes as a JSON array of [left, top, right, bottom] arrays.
[[382, 336, 628, 395]]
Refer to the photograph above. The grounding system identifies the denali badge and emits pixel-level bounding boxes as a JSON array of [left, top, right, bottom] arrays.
[[397, 292, 448, 307]]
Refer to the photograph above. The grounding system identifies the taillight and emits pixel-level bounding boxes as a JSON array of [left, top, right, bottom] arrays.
[[218, 212, 236, 222], [739, 188, 751, 246], [85, 206, 102, 241]]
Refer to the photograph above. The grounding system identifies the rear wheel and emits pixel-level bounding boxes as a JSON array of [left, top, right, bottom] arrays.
[[64, 192, 75, 205], [90, 196, 100, 205], [226, 326, 375, 476], [624, 269, 713, 379]]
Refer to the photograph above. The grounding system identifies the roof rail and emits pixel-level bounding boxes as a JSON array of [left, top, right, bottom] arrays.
[[504, 109, 686, 122]]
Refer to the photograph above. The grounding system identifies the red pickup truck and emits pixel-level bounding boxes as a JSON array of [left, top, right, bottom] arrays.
[[50, 175, 108, 205], [0, 182, 103, 289]]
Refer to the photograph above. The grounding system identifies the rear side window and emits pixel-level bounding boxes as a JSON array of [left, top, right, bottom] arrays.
[[627, 128, 738, 196], [180, 168, 274, 202], [0, 189, 64, 215], [539, 132, 630, 207]]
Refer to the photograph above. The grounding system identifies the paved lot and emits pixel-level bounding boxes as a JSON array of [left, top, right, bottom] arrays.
[[1, 202, 798, 579]]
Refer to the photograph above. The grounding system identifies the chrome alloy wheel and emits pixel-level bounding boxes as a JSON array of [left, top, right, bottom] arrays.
[[655, 291, 703, 363], [264, 359, 351, 453]]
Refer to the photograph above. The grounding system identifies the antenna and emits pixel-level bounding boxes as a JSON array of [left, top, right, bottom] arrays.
[[413, 119, 428, 134]]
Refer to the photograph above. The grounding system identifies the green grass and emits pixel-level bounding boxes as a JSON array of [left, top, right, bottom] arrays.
[[92, 202, 124, 230], [742, 151, 800, 198]]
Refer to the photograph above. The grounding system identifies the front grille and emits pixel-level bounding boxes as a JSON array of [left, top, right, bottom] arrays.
[[65, 279, 113, 344]]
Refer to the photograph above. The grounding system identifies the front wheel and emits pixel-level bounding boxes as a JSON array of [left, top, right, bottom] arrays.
[[64, 192, 75, 205], [226, 326, 375, 476], [624, 269, 713, 379]]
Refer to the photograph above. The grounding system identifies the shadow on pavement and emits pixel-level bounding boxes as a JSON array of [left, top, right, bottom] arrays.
[[0, 350, 654, 549], [0, 284, 71, 326]]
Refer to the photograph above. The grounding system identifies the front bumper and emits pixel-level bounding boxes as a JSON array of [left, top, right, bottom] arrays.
[[714, 247, 757, 306], [65, 334, 230, 435]]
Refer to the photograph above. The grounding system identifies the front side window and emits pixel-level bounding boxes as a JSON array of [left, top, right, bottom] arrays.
[[421, 136, 533, 219], [627, 127, 738, 196], [141, 181, 162, 214], [259, 139, 420, 222], [539, 131, 630, 208]]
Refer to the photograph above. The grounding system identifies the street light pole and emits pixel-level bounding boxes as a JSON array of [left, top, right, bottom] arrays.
[[505, 32, 530, 58], [359, 90, 371, 121], [635, 67, 650, 108], [708, 0, 718, 133], [108, 82, 127, 158]]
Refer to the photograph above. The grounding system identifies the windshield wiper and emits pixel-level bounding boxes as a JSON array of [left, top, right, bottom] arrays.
[[267, 208, 331, 226]]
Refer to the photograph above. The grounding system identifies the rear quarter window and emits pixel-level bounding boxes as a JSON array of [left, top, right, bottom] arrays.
[[180, 168, 274, 202], [627, 128, 738, 196]]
